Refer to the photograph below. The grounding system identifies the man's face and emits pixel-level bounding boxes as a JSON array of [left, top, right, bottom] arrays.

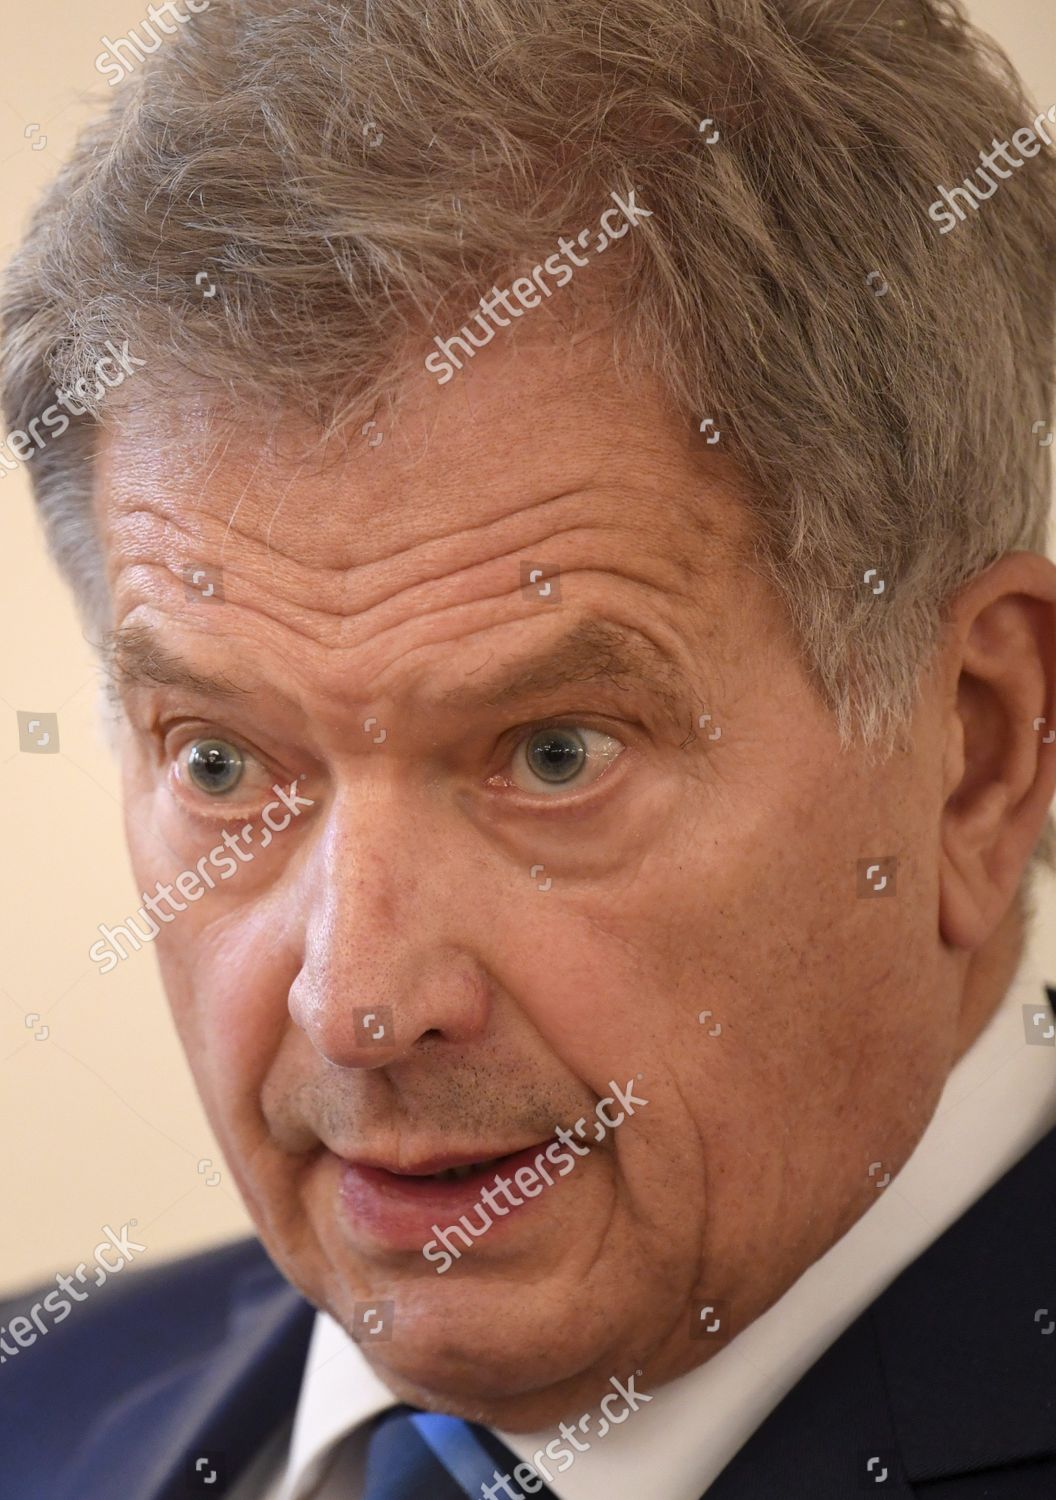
[[97, 327, 965, 1428]]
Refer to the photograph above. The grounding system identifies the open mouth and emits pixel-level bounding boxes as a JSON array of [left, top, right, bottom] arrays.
[[336, 1136, 575, 1248], [373, 1140, 556, 1186], [421, 1155, 521, 1184], [343, 1136, 566, 1195]]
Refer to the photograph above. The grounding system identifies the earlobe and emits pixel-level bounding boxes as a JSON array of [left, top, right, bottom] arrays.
[[939, 784, 1013, 950], [938, 663, 1009, 950], [938, 856, 975, 951]]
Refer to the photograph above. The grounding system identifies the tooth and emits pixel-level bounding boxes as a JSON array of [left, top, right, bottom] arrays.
[[429, 1155, 511, 1184], [434, 1164, 473, 1182]]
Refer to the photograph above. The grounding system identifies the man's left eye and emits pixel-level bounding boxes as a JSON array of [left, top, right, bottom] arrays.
[[508, 725, 624, 796], [181, 738, 246, 796]]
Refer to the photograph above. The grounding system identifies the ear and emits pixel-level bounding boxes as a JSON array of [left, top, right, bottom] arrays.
[[939, 550, 1056, 951]]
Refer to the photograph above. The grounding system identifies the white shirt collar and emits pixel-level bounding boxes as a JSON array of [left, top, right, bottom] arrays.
[[271, 917, 1056, 1500], [274, 1312, 396, 1498]]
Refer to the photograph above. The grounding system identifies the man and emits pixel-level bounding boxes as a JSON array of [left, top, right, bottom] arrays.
[[1, 0, 1054, 1496]]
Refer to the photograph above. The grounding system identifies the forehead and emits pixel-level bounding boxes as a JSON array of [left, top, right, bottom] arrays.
[[94, 324, 750, 580]]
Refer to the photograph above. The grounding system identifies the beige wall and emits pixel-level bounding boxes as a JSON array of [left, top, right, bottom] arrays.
[[1, 0, 1054, 1293]]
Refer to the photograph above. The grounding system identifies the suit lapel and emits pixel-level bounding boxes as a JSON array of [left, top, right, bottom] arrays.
[[703, 1305, 914, 1497], [873, 981, 1056, 1488], [873, 1114, 1056, 1486], [58, 1255, 314, 1499]]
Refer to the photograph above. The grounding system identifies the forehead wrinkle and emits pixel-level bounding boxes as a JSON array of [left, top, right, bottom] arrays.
[[264, 468, 307, 591], [219, 447, 270, 563], [334, 490, 593, 579], [107, 500, 356, 611]]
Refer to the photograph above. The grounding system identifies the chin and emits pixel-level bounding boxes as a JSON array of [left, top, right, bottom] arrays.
[[328, 1285, 609, 1420], [354, 1343, 605, 1432]]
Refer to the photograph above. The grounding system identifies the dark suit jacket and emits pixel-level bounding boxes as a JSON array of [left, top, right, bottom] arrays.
[[4, 996, 1055, 1499]]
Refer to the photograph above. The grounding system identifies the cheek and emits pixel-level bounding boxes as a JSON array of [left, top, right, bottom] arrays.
[[504, 766, 948, 1218], [495, 901, 678, 1079], [493, 900, 709, 1204], [149, 883, 295, 1147], [651, 821, 949, 1271], [121, 747, 300, 1062]]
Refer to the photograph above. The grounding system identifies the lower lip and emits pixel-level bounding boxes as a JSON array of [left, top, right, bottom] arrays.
[[336, 1140, 567, 1251]]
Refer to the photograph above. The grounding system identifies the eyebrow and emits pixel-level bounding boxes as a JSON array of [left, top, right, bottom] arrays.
[[441, 619, 694, 726], [102, 618, 696, 729], [102, 624, 252, 700]]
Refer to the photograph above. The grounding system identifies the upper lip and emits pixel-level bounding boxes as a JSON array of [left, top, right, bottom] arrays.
[[342, 1139, 555, 1176]]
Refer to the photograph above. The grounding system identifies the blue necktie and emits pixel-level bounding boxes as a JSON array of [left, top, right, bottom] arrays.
[[361, 1404, 559, 1500]]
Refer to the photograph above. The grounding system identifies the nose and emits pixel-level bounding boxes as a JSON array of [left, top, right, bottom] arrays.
[[286, 787, 492, 1068]]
